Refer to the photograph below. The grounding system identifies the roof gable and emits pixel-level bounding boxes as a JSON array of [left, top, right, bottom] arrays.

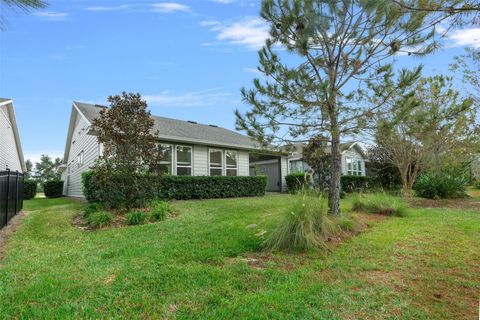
[[0, 98, 26, 172]]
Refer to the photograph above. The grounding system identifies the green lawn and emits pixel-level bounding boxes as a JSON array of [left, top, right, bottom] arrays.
[[0, 195, 479, 319]]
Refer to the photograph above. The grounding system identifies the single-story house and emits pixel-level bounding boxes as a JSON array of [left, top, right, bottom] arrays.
[[0, 98, 26, 173], [288, 142, 368, 176], [59, 102, 289, 198]]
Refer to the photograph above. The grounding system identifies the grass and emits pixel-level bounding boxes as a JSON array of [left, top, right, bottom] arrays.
[[0, 195, 478, 319]]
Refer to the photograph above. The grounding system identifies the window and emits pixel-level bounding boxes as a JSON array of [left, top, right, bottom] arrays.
[[158, 144, 173, 175], [176, 145, 192, 176], [209, 149, 223, 176], [346, 157, 362, 176], [225, 150, 238, 176], [77, 151, 84, 168]]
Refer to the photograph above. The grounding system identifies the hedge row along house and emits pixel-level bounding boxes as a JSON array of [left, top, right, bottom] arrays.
[[59, 102, 290, 197]]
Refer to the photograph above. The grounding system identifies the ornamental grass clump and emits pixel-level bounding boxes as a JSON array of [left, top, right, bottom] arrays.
[[352, 193, 408, 217], [262, 192, 337, 252], [126, 211, 148, 225], [150, 200, 171, 221], [87, 211, 114, 228]]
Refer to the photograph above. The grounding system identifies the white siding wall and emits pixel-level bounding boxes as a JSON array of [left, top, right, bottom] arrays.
[[64, 114, 100, 197], [193, 145, 208, 176], [280, 156, 288, 191], [238, 151, 249, 176], [0, 105, 22, 172]]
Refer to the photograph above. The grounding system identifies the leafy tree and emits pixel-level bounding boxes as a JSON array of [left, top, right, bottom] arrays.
[[451, 47, 480, 104], [366, 145, 402, 190], [377, 75, 478, 197], [1, 0, 47, 29], [91, 92, 161, 209], [302, 136, 331, 191], [34, 154, 62, 184], [24, 159, 33, 179], [236, 0, 438, 215]]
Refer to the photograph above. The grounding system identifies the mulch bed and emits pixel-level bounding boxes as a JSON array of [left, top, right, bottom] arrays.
[[408, 198, 480, 211]]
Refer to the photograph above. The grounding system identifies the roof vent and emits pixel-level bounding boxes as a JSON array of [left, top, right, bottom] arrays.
[[209, 124, 218, 128], [187, 121, 197, 124]]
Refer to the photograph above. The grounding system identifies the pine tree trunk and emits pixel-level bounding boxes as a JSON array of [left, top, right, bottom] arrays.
[[328, 128, 342, 216]]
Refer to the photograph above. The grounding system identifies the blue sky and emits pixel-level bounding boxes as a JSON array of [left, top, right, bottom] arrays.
[[1, 0, 479, 163]]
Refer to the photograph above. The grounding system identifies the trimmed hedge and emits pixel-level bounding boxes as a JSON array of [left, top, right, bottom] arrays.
[[341, 175, 375, 193], [24, 180, 37, 200], [285, 173, 311, 193], [82, 170, 268, 206], [44, 180, 64, 198]]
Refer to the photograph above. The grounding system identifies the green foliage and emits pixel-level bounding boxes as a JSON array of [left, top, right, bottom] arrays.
[[338, 219, 355, 231], [414, 172, 468, 199], [367, 145, 402, 189], [126, 211, 148, 225], [285, 173, 311, 193], [91, 92, 162, 209], [34, 154, 62, 185], [87, 211, 113, 228], [263, 192, 336, 252], [23, 180, 37, 200], [474, 179, 480, 190], [150, 200, 171, 221], [341, 175, 375, 193], [43, 180, 63, 198], [351, 193, 408, 217], [83, 202, 103, 218], [83, 170, 267, 207]]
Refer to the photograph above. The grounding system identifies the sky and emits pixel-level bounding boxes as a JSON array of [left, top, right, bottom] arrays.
[[0, 0, 479, 164]]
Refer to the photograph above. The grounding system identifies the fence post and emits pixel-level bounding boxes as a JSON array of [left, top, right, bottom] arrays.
[[4, 169, 10, 226], [14, 171, 18, 215]]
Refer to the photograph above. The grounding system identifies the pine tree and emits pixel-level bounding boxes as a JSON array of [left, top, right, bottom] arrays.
[[236, 0, 438, 215]]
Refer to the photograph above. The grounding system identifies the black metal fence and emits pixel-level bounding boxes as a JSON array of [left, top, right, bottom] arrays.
[[0, 170, 24, 229]]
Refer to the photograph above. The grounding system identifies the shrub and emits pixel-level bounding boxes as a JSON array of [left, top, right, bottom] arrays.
[[285, 173, 311, 193], [87, 211, 113, 228], [151, 200, 171, 221], [341, 175, 375, 193], [44, 180, 64, 198], [83, 202, 104, 218], [24, 180, 37, 200], [126, 211, 148, 225], [474, 179, 480, 189], [351, 193, 408, 217], [414, 172, 468, 199], [262, 192, 337, 252], [83, 170, 268, 206]]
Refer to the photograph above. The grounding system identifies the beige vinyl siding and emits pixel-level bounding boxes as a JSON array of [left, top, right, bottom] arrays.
[[193, 145, 208, 176], [238, 151, 249, 176], [64, 114, 100, 197], [280, 156, 288, 191], [0, 105, 22, 172]]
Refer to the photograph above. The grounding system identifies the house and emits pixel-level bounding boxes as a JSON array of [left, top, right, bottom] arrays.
[[288, 142, 368, 176], [0, 98, 26, 172], [59, 102, 289, 198]]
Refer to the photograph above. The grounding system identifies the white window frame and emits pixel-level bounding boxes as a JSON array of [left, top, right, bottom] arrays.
[[208, 148, 223, 176], [76, 151, 84, 168], [346, 157, 362, 176], [175, 145, 193, 176], [158, 143, 173, 175], [225, 150, 238, 176]]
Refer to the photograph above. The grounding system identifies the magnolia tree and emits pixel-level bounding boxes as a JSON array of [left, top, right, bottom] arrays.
[[235, 0, 455, 215], [91, 92, 161, 208]]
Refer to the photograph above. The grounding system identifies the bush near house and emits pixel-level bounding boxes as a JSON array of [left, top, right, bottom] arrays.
[[43, 180, 64, 198], [414, 172, 468, 199], [285, 173, 311, 193], [82, 170, 268, 207], [23, 180, 37, 200], [341, 175, 375, 193]]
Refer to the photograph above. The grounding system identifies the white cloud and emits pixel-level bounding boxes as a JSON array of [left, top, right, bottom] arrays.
[[445, 28, 480, 48], [243, 67, 262, 75], [32, 11, 69, 21], [145, 89, 233, 107], [85, 5, 132, 12], [150, 3, 190, 13], [201, 16, 269, 50]]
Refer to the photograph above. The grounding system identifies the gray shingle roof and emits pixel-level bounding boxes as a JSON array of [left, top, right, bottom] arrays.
[[74, 101, 264, 150]]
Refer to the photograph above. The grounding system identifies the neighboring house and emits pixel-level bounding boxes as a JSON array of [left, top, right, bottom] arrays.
[[288, 142, 368, 176], [59, 102, 289, 197], [0, 98, 26, 172]]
